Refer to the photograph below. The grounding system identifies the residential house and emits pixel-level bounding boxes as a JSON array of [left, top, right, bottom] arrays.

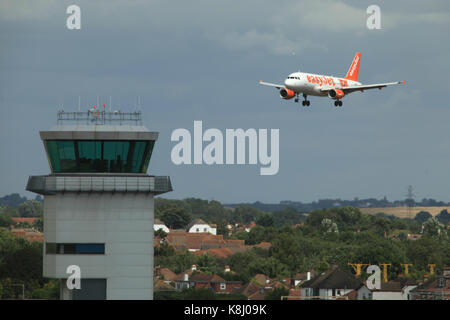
[[154, 279, 176, 292], [372, 279, 418, 300], [292, 271, 318, 287], [409, 266, 450, 300], [11, 228, 43, 243], [11, 217, 39, 226], [300, 265, 372, 300], [154, 218, 169, 233], [186, 219, 217, 235], [174, 271, 242, 294]]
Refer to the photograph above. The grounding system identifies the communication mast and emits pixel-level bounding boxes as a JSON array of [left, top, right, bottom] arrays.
[[405, 185, 415, 219]]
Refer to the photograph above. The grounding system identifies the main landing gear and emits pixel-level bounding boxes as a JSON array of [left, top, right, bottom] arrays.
[[334, 100, 343, 107], [296, 94, 310, 106]]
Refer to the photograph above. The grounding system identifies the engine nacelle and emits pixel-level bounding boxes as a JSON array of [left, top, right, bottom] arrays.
[[328, 89, 345, 100], [279, 88, 296, 100]]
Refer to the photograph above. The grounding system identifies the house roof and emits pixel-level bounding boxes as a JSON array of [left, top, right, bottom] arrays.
[[410, 276, 450, 293], [376, 281, 403, 292], [11, 217, 39, 224], [253, 274, 271, 286], [190, 273, 226, 283], [193, 248, 234, 258], [239, 282, 262, 297], [154, 280, 175, 291], [159, 268, 178, 282], [186, 219, 208, 231], [293, 270, 318, 280], [300, 266, 364, 290], [248, 290, 266, 300]]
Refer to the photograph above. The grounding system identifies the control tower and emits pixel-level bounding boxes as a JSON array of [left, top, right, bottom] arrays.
[[26, 109, 172, 300]]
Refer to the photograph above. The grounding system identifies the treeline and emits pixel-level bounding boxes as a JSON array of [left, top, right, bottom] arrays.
[[227, 197, 450, 213], [155, 197, 307, 235], [0, 198, 43, 230], [155, 206, 450, 283], [0, 228, 59, 299]]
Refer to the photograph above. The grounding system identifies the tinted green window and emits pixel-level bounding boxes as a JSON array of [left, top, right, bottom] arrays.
[[45, 140, 154, 173]]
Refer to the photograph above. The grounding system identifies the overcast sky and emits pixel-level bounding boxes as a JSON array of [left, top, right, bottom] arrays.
[[1, 0, 450, 203]]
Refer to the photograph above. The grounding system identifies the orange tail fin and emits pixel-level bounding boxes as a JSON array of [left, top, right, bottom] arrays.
[[345, 52, 361, 82]]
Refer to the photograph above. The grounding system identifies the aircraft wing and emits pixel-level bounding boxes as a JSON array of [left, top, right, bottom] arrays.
[[321, 80, 405, 94], [259, 80, 285, 89]]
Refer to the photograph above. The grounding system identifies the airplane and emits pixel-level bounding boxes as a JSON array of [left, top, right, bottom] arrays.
[[259, 52, 405, 107]]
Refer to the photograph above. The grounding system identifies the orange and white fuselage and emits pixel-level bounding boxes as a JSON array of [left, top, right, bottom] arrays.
[[283, 72, 361, 97], [260, 52, 404, 107]]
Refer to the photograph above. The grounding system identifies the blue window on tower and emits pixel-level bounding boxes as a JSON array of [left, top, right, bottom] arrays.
[[46, 243, 105, 254]]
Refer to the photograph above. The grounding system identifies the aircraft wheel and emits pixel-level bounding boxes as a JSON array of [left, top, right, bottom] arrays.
[[334, 101, 338, 107], [302, 101, 306, 106], [306, 100, 310, 106], [339, 101, 343, 107]]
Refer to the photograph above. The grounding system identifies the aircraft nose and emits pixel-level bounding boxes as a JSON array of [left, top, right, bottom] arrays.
[[284, 79, 294, 88]]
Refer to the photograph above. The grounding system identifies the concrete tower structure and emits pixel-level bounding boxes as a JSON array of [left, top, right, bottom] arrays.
[[26, 110, 172, 300]]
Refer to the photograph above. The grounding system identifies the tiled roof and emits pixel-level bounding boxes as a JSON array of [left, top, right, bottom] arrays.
[[410, 276, 450, 293], [253, 274, 271, 286], [300, 266, 364, 290], [11, 228, 43, 243], [191, 273, 226, 283], [248, 290, 266, 300], [154, 280, 176, 291], [159, 268, 178, 282], [11, 217, 39, 224], [377, 281, 403, 292], [193, 248, 234, 258], [239, 282, 262, 297]]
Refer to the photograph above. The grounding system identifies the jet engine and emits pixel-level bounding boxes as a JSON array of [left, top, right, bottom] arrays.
[[328, 89, 345, 100], [279, 88, 296, 100]]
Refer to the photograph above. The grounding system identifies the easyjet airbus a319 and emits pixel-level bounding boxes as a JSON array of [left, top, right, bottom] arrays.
[[260, 52, 405, 107]]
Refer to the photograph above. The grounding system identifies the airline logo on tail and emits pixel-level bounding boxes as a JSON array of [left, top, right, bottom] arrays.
[[345, 52, 361, 81]]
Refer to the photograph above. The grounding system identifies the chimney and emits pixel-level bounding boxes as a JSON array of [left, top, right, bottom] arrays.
[[184, 273, 189, 281], [191, 264, 197, 271], [224, 265, 231, 273], [307, 272, 311, 281]]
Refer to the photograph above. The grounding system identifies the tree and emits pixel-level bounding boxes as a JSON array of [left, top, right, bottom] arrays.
[[182, 288, 216, 300], [414, 211, 432, 225], [18, 201, 43, 218], [265, 287, 289, 300], [155, 228, 167, 239], [422, 217, 448, 240], [256, 214, 274, 227], [0, 245, 44, 285], [33, 218, 43, 232], [160, 207, 191, 229], [0, 214, 13, 228], [436, 209, 450, 225]]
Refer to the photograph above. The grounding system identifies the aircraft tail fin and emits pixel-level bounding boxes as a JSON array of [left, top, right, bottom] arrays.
[[345, 52, 361, 82]]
